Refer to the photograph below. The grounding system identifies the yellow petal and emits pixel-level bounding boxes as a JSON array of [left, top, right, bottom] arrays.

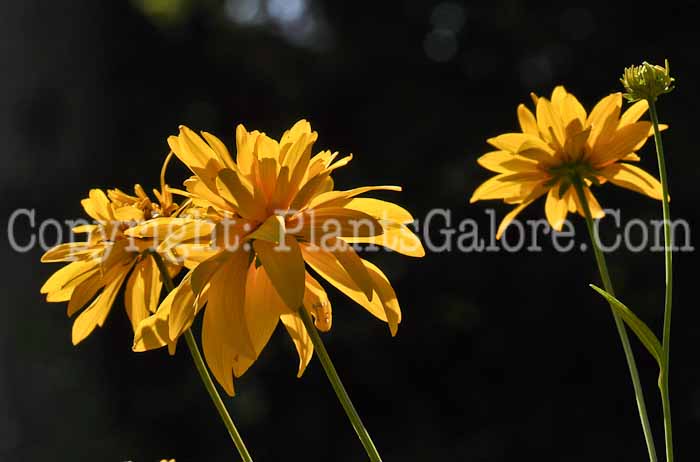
[[123, 217, 192, 239], [619, 100, 648, 126], [81, 189, 114, 222], [338, 198, 414, 224], [124, 257, 163, 332], [477, 151, 540, 174], [113, 206, 144, 222], [325, 237, 374, 301], [184, 177, 232, 211], [517, 104, 538, 135], [201, 131, 235, 170], [132, 299, 174, 353], [235, 124, 259, 176], [470, 172, 544, 203], [544, 188, 568, 231], [342, 221, 425, 257], [495, 185, 548, 239], [41, 242, 97, 262], [241, 263, 288, 364], [303, 272, 332, 332], [294, 207, 384, 240], [217, 168, 266, 221], [245, 215, 285, 244], [66, 270, 105, 317], [200, 250, 254, 394], [601, 164, 663, 200], [587, 93, 621, 147], [301, 243, 390, 326], [536, 97, 565, 148], [363, 259, 401, 336], [254, 236, 305, 310], [487, 133, 539, 152], [290, 173, 331, 211], [307, 186, 402, 210], [590, 122, 651, 167], [571, 186, 605, 219], [71, 264, 131, 345], [41, 259, 100, 294], [280, 310, 314, 377]]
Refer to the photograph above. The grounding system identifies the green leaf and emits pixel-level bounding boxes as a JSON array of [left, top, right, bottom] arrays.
[[589, 284, 664, 370]]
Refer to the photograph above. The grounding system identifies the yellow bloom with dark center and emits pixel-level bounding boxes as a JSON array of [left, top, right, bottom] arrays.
[[470, 86, 664, 238], [40, 180, 181, 345], [134, 119, 424, 395]]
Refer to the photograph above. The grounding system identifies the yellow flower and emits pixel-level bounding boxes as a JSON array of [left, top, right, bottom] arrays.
[[470, 86, 663, 238], [134, 119, 424, 395], [40, 179, 181, 345]]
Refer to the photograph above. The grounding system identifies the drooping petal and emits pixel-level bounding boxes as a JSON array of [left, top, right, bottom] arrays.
[[124, 257, 163, 332], [132, 296, 174, 353], [254, 236, 305, 310], [66, 270, 105, 317], [544, 188, 568, 231], [362, 259, 401, 336], [495, 185, 548, 239], [324, 237, 374, 301], [571, 186, 605, 219], [600, 164, 663, 200], [71, 263, 132, 345], [242, 263, 289, 359], [280, 310, 314, 377], [303, 272, 332, 332], [301, 243, 390, 325], [200, 250, 253, 395]]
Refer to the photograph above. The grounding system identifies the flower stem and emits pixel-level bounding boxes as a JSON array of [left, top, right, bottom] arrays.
[[572, 181, 658, 462], [298, 307, 382, 462], [648, 100, 674, 462], [149, 251, 253, 462]]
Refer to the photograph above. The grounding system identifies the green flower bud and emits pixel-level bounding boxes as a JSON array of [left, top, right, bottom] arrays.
[[620, 60, 675, 102]]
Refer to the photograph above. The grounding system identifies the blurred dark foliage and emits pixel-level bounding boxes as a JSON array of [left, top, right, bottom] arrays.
[[2, 1, 700, 461]]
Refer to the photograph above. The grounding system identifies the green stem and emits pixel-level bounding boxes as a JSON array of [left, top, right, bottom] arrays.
[[149, 251, 253, 462], [572, 181, 658, 462], [649, 100, 674, 462], [298, 307, 382, 462]]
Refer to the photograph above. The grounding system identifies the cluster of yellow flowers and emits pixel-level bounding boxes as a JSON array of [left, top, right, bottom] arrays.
[[39, 63, 675, 461], [41, 120, 425, 395]]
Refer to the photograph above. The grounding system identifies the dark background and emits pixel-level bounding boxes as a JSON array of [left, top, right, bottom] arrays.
[[2, 1, 699, 460]]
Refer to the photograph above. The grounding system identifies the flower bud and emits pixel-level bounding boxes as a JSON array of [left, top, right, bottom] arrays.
[[621, 59, 675, 102]]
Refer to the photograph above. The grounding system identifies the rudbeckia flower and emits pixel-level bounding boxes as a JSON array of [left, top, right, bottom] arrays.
[[470, 86, 664, 238], [134, 119, 424, 395], [40, 178, 181, 344]]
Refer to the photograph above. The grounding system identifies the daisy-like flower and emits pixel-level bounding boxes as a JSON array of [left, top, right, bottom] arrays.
[[134, 119, 424, 395], [40, 169, 181, 344], [470, 86, 664, 238]]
